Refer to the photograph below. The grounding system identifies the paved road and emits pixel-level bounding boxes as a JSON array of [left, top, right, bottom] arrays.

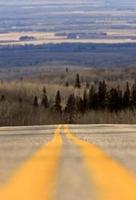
[[0, 124, 136, 200]]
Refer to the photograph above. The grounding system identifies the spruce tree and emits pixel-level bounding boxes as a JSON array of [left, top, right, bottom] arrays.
[[83, 89, 87, 111], [131, 81, 136, 108], [65, 81, 69, 87], [41, 87, 49, 108], [108, 87, 122, 112], [1, 95, 5, 102], [54, 90, 62, 113], [33, 96, 38, 107], [98, 80, 107, 109], [75, 73, 81, 88], [66, 68, 69, 73], [65, 94, 76, 123], [88, 85, 98, 109], [43, 86, 46, 94], [117, 85, 123, 110], [123, 82, 130, 109], [107, 88, 117, 111], [18, 97, 23, 103], [76, 96, 84, 113]]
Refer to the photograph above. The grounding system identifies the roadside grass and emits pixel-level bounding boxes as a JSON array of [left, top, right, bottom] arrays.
[[0, 80, 84, 105], [0, 102, 64, 126], [1, 67, 136, 126], [78, 110, 136, 124], [0, 100, 136, 126]]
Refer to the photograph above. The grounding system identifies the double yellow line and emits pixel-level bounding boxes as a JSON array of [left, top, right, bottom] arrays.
[[64, 125, 136, 200], [0, 125, 136, 200], [0, 125, 62, 200]]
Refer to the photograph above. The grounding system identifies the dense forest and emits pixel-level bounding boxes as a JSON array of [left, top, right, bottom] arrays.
[[1, 43, 136, 68]]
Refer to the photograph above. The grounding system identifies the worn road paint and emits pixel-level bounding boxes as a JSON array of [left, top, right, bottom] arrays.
[[64, 125, 136, 200], [0, 125, 62, 200]]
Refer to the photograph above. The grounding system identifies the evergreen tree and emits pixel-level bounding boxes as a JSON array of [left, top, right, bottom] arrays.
[[83, 89, 87, 111], [88, 85, 98, 109], [76, 96, 84, 113], [42, 86, 46, 94], [66, 68, 69, 73], [65, 94, 77, 123], [18, 97, 23, 103], [75, 73, 81, 88], [117, 85, 123, 110], [54, 90, 62, 113], [1, 95, 5, 102], [33, 96, 38, 107], [123, 82, 130, 108], [65, 81, 69, 87], [41, 86, 49, 108], [107, 87, 122, 112], [98, 80, 107, 108], [131, 81, 136, 108], [107, 88, 117, 111]]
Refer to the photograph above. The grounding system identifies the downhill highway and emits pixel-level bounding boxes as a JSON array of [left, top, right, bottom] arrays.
[[0, 124, 136, 200]]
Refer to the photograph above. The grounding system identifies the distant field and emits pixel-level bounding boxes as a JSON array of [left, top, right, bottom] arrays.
[[0, 2, 136, 45], [0, 32, 67, 45], [1, 31, 136, 45]]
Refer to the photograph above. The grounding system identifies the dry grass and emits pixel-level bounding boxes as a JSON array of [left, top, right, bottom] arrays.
[[1, 31, 136, 46], [0, 31, 66, 45], [0, 81, 78, 106], [0, 67, 136, 126], [23, 67, 136, 88], [78, 110, 136, 124], [1, 66, 136, 87], [0, 102, 63, 126]]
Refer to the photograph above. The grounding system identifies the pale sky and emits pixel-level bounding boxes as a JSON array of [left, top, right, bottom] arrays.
[[0, 0, 135, 8], [0, 0, 90, 4]]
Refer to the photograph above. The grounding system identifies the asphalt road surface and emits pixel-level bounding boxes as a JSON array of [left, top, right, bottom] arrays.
[[0, 124, 136, 200]]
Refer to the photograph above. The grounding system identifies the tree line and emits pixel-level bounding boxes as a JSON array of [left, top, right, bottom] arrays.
[[31, 78, 136, 122], [1, 73, 136, 123]]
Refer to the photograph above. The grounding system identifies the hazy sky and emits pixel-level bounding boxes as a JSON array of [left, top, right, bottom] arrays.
[[0, 0, 90, 4], [0, 0, 136, 8]]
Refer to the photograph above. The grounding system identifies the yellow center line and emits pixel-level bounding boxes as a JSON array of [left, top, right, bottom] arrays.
[[0, 125, 63, 200], [64, 125, 136, 200]]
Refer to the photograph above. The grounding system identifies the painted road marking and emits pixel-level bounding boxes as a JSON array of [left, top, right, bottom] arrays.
[[0, 125, 62, 200], [64, 125, 136, 200]]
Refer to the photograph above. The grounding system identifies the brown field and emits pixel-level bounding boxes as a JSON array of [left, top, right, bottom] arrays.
[[0, 31, 66, 45], [1, 31, 136, 46]]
